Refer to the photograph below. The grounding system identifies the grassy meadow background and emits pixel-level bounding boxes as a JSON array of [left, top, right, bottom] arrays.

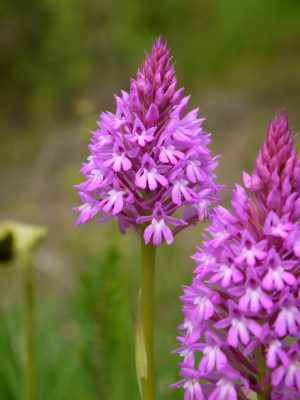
[[0, 0, 300, 398]]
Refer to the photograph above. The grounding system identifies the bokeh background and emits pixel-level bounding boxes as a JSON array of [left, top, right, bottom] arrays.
[[1, 0, 300, 398]]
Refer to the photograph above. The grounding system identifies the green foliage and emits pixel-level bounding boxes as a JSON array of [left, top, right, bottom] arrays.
[[0, 248, 138, 399], [0, 314, 20, 400], [74, 247, 137, 399], [1, 0, 300, 122]]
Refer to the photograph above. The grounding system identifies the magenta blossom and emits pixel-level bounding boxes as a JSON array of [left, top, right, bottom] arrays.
[[74, 38, 221, 245], [175, 114, 300, 398]]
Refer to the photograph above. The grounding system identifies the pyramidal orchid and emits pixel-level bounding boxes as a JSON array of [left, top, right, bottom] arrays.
[[74, 38, 221, 246], [74, 38, 221, 400], [174, 113, 300, 400]]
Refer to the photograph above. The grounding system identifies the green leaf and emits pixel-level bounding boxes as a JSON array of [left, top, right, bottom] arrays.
[[134, 290, 148, 397]]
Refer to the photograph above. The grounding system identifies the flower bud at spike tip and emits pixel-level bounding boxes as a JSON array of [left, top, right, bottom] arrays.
[[174, 113, 300, 399], [74, 38, 222, 245]]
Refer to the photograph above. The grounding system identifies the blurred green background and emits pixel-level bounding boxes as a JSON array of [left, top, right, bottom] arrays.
[[0, 0, 300, 398]]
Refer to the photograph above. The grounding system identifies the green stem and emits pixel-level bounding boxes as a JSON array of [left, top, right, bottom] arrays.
[[256, 346, 269, 400], [20, 250, 36, 400], [139, 240, 156, 400]]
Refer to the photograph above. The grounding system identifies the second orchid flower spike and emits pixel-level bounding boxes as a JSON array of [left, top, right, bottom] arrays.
[[175, 113, 300, 400]]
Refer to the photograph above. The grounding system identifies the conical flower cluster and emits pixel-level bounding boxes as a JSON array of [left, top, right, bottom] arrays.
[[175, 114, 300, 399], [74, 39, 221, 245]]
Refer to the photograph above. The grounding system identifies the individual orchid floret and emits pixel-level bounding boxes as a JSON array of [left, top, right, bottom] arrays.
[[175, 113, 300, 399], [137, 202, 186, 245], [198, 332, 227, 373], [215, 301, 262, 347], [74, 38, 221, 245], [272, 343, 300, 392], [172, 367, 204, 400], [262, 249, 296, 291], [208, 367, 250, 400], [274, 295, 300, 337], [233, 230, 267, 267]]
